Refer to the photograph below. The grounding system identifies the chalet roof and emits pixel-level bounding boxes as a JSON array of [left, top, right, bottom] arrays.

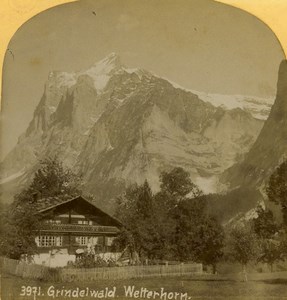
[[34, 194, 72, 212], [34, 195, 122, 226]]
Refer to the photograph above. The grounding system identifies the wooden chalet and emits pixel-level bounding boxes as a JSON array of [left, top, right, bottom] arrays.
[[33, 195, 121, 266]]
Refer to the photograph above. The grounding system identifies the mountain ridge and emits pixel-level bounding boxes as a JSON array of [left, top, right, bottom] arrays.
[[220, 59, 287, 190], [0, 53, 269, 211]]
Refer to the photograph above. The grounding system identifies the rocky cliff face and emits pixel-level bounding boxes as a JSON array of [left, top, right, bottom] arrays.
[[0, 53, 266, 209], [220, 60, 287, 189]]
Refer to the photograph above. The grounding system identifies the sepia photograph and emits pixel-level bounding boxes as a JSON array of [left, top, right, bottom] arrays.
[[0, 0, 287, 299]]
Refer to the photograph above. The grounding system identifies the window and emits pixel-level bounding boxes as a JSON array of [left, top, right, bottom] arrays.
[[75, 236, 88, 245], [75, 236, 98, 246], [89, 237, 98, 245], [44, 219, 61, 224], [106, 237, 115, 247], [77, 220, 93, 225], [36, 236, 62, 247], [78, 220, 87, 225]]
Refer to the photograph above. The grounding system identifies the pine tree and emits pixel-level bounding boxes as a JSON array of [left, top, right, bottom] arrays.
[[15, 156, 82, 204], [136, 180, 153, 218], [253, 206, 279, 239], [0, 156, 82, 259]]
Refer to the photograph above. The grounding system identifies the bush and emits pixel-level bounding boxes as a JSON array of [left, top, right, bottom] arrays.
[[74, 252, 117, 268]]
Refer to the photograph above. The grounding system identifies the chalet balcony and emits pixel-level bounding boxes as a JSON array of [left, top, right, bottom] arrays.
[[39, 223, 119, 234]]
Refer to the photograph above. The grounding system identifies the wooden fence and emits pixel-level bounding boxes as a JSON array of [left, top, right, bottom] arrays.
[[0, 256, 58, 280], [60, 263, 203, 282], [0, 256, 202, 282]]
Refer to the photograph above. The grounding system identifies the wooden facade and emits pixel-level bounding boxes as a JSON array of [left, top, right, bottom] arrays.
[[35, 196, 121, 255]]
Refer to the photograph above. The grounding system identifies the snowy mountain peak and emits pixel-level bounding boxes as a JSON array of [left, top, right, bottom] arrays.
[[100, 52, 121, 65], [190, 91, 274, 120], [79, 53, 123, 91], [44, 54, 274, 120], [44, 53, 124, 94], [1, 54, 266, 211], [87, 52, 122, 75]]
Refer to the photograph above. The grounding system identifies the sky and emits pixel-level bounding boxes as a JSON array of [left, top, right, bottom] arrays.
[[0, 0, 286, 159]]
